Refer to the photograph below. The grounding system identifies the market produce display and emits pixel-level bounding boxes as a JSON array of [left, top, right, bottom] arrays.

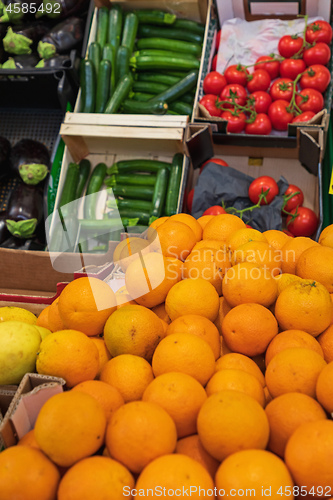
[[1, 214, 333, 498], [80, 6, 204, 115], [199, 17, 332, 134]]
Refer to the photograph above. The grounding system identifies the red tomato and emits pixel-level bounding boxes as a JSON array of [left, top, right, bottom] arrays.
[[221, 110, 246, 133], [203, 206, 227, 216], [291, 111, 316, 123], [211, 54, 218, 71], [268, 100, 294, 131], [303, 42, 331, 67], [245, 113, 272, 136], [300, 64, 331, 93], [279, 58, 306, 80], [248, 176, 279, 205], [283, 184, 304, 212], [220, 84, 248, 109], [224, 64, 249, 87], [286, 207, 319, 237], [199, 94, 221, 117], [278, 35, 303, 58], [215, 29, 221, 52], [203, 71, 227, 95], [255, 55, 280, 80], [282, 229, 294, 237], [306, 21, 333, 45], [249, 91, 272, 113], [187, 188, 194, 213], [199, 158, 229, 175], [270, 78, 294, 102], [247, 69, 271, 93], [296, 88, 324, 114]]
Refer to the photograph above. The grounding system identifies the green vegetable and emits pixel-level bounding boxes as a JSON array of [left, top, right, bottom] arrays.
[[116, 198, 152, 212], [150, 70, 198, 104], [83, 163, 107, 219], [96, 59, 112, 113], [121, 99, 168, 115], [117, 208, 151, 225], [112, 184, 154, 200], [131, 92, 155, 101], [76, 159, 91, 199], [121, 12, 139, 55], [3, 27, 32, 55], [132, 81, 168, 95], [173, 18, 205, 35], [37, 41, 56, 60], [137, 72, 181, 86], [80, 59, 96, 113], [105, 73, 133, 114], [59, 162, 80, 209], [105, 173, 156, 187], [137, 38, 202, 58], [108, 159, 171, 175], [169, 101, 193, 115], [2, 58, 16, 69], [130, 55, 200, 72], [79, 217, 139, 234], [115, 45, 131, 85], [102, 43, 116, 96], [134, 10, 176, 25], [133, 49, 198, 60], [6, 219, 37, 239], [165, 153, 183, 215], [96, 7, 109, 48], [108, 4, 123, 53], [151, 167, 169, 218], [138, 25, 203, 44], [88, 42, 101, 80]]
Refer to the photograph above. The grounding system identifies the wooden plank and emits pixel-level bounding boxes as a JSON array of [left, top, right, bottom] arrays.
[[64, 112, 189, 129], [61, 124, 185, 141]]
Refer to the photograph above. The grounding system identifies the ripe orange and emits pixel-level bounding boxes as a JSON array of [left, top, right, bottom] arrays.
[[316, 361, 333, 413], [215, 352, 265, 387], [265, 392, 327, 457], [205, 368, 265, 406], [265, 329, 324, 366], [280, 236, 319, 274], [227, 227, 268, 253], [169, 213, 203, 241], [47, 297, 65, 332], [175, 434, 219, 478], [71, 380, 124, 422], [274, 280, 332, 336], [36, 330, 100, 388], [166, 314, 221, 360], [35, 305, 51, 329], [34, 391, 107, 467], [99, 354, 154, 402], [0, 445, 60, 500], [155, 220, 197, 261], [57, 456, 135, 500], [142, 372, 207, 438], [197, 390, 269, 461], [215, 449, 294, 500], [213, 296, 232, 336], [151, 302, 171, 323], [152, 332, 215, 386], [221, 303, 278, 356], [89, 336, 112, 376], [165, 278, 220, 322], [263, 229, 291, 250], [222, 262, 278, 307], [149, 216, 169, 231], [114, 236, 152, 273], [203, 213, 246, 242], [192, 239, 226, 252], [105, 401, 177, 473], [103, 304, 164, 361], [274, 272, 303, 295], [58, 277, 117, 336], [318, 223, 333, 248], [296, 245, 333, 293], [265, 347, 327, 398], [17, 429, 41, 450], [197, 215, 215, 230], [114, 287, 136, 308], [317, 324, 333, 362], [285, 420, 333, 491], [231, 240, 282, 276]]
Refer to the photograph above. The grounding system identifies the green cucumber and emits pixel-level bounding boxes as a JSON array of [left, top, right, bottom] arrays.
[[105, 173, 156, 187], [121, 98, 168, 115], [130, 55, 200, 72], [173, 19, 205, 35], [117, 198, 152, 212], [88, 42, 101, 80], [80, 59, 96, 113], [115, 45, 130, 85], [104, 73, 133, 114], [95, 59, 111, 113], [117, 208, 151, 225], [76, 159, 91, 199], [151, 167, 169, 218], [96, 7, 109, 48], [165, 153, 183, 216], [137, 72, 181, 86], [136, 37, 202, 58], [108, 5, 123, 53], [182, 93, 195, 104], [108, 159, 172, 175], [150, 70, 198, 104], [169, 101, 193, 115], [59, 162, 80, 208], [131, 92, 155, 101], [79, 217, 139, 233], [163, 70, 188, 78], [166, 110, 179, 115], [132, 81, 168, 95], [83, 163, 107, 219], [102, 43, 116, 96], [138, 25, 203, 44], [112, 184, 154, 200], [134, 10, 176, 25], [121, 12, 139, 55], [134, 49, 198, 60]]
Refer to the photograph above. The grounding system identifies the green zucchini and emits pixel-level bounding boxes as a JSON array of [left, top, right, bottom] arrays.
[[117, 208, 151, 225], [166, 110, 179, 115], [134, 49, 198, 60], [105, 173, 156, 187], [83, 163, 107, 219], [121, 12, 139, 55], [151, 167, 169, 218], [79, 217, 139, 234], [163, 70, 188, 78], [134, 10, 176, 25], [115, 45, 131, 85], [129, 55, 200, 72], [117, 198, 152, 212], [173, 18, 205, 35], [150, 70, 198, 104], [136, 38, 202, 58], [131, 92, 155, 101], [108, 159, 172, 175], [165, 153, 183, 216], [76, 159, 91, 199], [137, 72, 181, 86], [102, 43, 116, 96], [108, 5, 123, 53], [88, 42, 101, 80], [96, 59, 111, 113], [182, 93, 195, 104], [112, 184, 154, 200], [104, 73, 133, 114], [96, 7, 109, 48], [59, 162, 80, 208], [80, 59, 96, 113], [121, 98, 168, 115], [169, 101, 193, 115], [138, 25, 203, 44], [132, 81, 168, 95]]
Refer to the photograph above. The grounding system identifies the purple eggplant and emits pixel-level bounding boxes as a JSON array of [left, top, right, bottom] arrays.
[[0, 212, 11, 244], [0, 136, 11, 180], [6, 182, 44, 239], [38, 16, 83, 57], [35, 53, 71, 68], [10, 138, 50, 184], [36, 0, 89, 20], [0, 235, 33, 249], [12, 52, 40, 67]]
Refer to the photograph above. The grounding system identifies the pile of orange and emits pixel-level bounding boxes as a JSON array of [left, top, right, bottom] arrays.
[[2, 215, 333, 499]]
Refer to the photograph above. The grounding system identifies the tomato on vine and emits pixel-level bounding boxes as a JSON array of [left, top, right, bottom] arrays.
[[203, 71, 227, 95], [247, 69, 271, 93], [255, 55, 280, 79], [199, 158, 229, 174], [306, 20, 333, 45], [303, 43, 331, 67], [282, 184, 304, 212], [268, 100, 294, 131], [248, 176, 279, 205], [296, 88, 324, 114], [221, 110, 247, 133], [224, 64, 249, 87], [248, 91, 272, 114], [203, 206, 227, 216], [286, 207, 319, 237], [291, 111, 315, 123], [279, 58, 306, 81], [199, 94, 222, 117], [220, 84, 247, 108], [270, 78, 294, 102], [300, 64, 331, 93], [245, 114, 272, 135], [278, 35, 303, 58]]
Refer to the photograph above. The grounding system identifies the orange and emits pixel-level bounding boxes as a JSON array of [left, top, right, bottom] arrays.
[[203, 213, 246, 242], [265, 347, 327, 398], [0, 445, 60, 500], [231, 240, 282, 276], [227, 227, 268, 253], [215, 352, 265, 387], [57, 456, 135, 500], [114, 287, 136, 308], [169, 213, 203, 241], [149, 216, 169, 231], [58, 277, 117, 336], [317, 324, 333, 362], [105, 401, 177, 473], [274, 280, 332, 336], [34, 391, 107, 467], [316, 361, 333, 413], [35, 305, 51, 329], [100, 354, 154, 402], [47, 296, 65, 332], [215, 449, 294, 500], [197, 214, 215, 230], [155, 220, 197, 261], [71, 380, 124, 422], [90, 336, 111, 376], [152, 332, 215, 386], [285, 420, 333, 491], [125, 252, 183, 308], [274, 272, 303, 295], [222, 262, 278, 307], [296, 245, 333, 293], [175, 434, 219, 478], [103, 304, 164, 361], [263, 229, 291, 250], [213, 296, 232, 336], [192, 239, 226, 252], [17, 429, 41, 450], [280, 236, 319, 274], [265, 329, 324, 366], [36, 329, 99, 388], [318, 223, 333, 248], [115, 237, 152, 273], [265, 392, 327, 457], [221, 303, 278, 356], [166, 314, 221, 360], [264, 386, 273, 405], [160, 318, 168, 334], [197, 390, 269, 461], [142, 372, 207, 438], [205, 368, 265, 406], [165, 278, 220, 322], [151, 302, 171, 323], [135, 454, 214, 498]]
